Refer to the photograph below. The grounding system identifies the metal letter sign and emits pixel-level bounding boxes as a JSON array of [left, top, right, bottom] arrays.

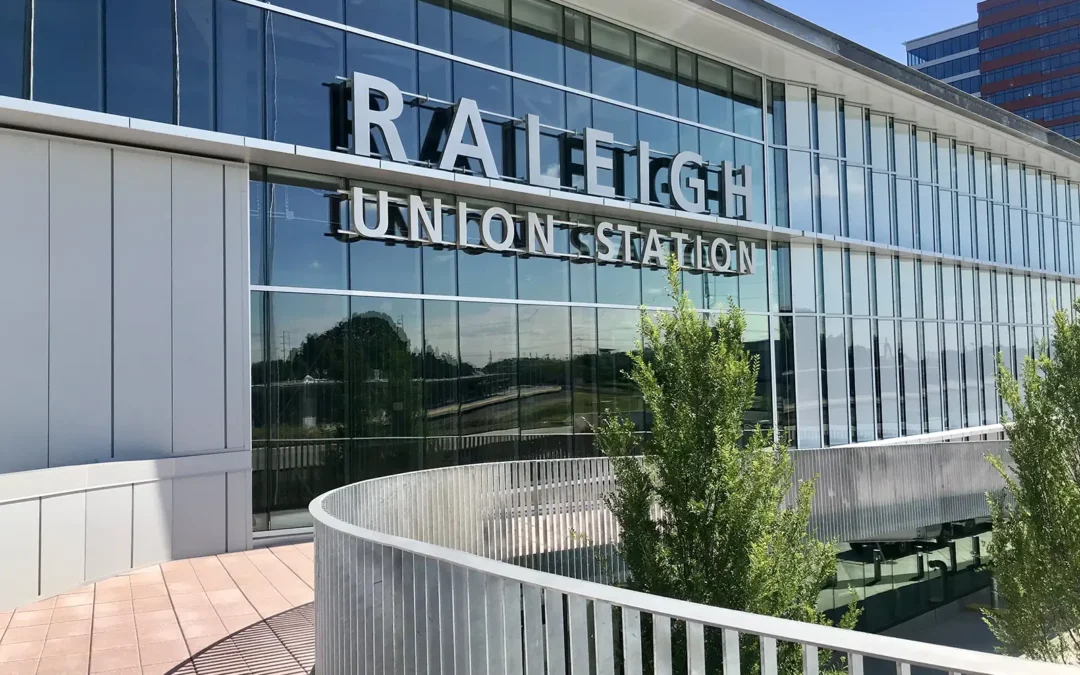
[[344, 71, 757, 276]]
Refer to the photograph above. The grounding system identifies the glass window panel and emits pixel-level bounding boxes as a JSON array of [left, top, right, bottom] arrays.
[[974, 150, 988, 198], [635, 34, 676, 117], [915, 129, 933, 181], [990, 156, 1005, 202], [869, 114, 889, 171], [452, 0, 510, 68], [817, 95, 839, 156], [419, 0, 452, 51], [641, 231, 676, 307], [939, 189, 955, 256], [876, 320, 900, 439], [824, 318, 849, 445], [774, 316, 796, 440], [993, 204, 1007, 264], [768, 81, 786, 146], [177, 0, 215, 130], [941, 265, 957, 320], [875, 255, 895, 317], [743, 315, 772, 432], [979, 270, 993, 322], [794, 316, 822, 448], [956, 144, 972, 193], [772, 242, 791, 313], [901, 321, 923, 435], [698, 58, 733, 132], [739, 239, 769, 312], [943, 323, 962, 430], [996, 272, 1011, 324], [921, 261, 938, 320], [570, 307, 599, 432], [1031, 278, 1044, 326], [0, 0, 27, 98], [1058, 221, 1071, 274], [958, 196, 973, 259], [105, 0, 174, 123], [844, 104, 865, 163], [510, 0, 563, 83], [266, 292, 348, 439], [982, 324, 998, 424], [596, 233, 641, 306], [563, 8, 589, 91], [570, 220, 596, 302], [267, 174, 348, 289], [975, 199, 991, 262], [1071, 183, 1080, 223], [789, 151, 814, 232], [998, 324, 1014, 385], [1015, 327, 1031, 377], [850, 251, 871, 316], [822, 248, 844, 315], [1007, 161, 1022, 208], [34, 0, 103, 110], [250, 176, 267, 285], [790, 243, 817, 313], [851, 318, 876, 441], [786, 85, 812, 149], [1041, 172, 1054, 214], [924, 323, 943, 432], [732, 69, 763, 139], [349, 296, 424, 438], [894, 122, 912, 177], [1025, 169, 1039, 212], [1008, 209, 1025, 267], [872, 172, 892, 245], [348, 36, 420, 159], [517, 223, 570, 302], [518, 305, 572, 434], [918, 184, 935, 252], [597, 308, 643, 427], [896, 179, 914, 249], [899, 259, 917, 318], [961, 268, 976, 322], [423, 302, 460, 444], [347, 0, 415, 41], [1044, 217, 1057, 271], [459, 205, 517, 299], [458, 302, 518, 437], [590, 18, 635, 105], [846, 165, 868, 240], [265, 15, 344, 149], [676, 50, 698, 123], [819, 158, 842, 236]]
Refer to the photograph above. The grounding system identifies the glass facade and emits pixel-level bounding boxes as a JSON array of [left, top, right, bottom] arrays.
[[6, 0, 1080, 532]]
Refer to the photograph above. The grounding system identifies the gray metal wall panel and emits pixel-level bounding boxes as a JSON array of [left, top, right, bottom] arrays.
[[112, 150, 173, 459], [132, 479, 173, 567], [84, 485, 134, 581], [0, 500, 39, 608], [227, 469, 251, 552], [171, 158, 226, 454], [224, 165, 249, 451], [0, 132, 50, 473], [39, 492, 87, 597], [48, 140, 113, 467], [172, 474, 227, 558]]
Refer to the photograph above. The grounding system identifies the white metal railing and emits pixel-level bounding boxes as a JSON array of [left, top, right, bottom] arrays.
[[309, 450, 1073, 675]]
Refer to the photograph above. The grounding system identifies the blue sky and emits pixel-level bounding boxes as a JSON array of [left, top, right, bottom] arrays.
[[770, 0, 977, 62]]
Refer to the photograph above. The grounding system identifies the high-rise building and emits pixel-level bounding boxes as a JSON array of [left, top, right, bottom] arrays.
[[908, 1, 1080, 139], [905, 21, 982, 96], [980, 0, 1080, 138]]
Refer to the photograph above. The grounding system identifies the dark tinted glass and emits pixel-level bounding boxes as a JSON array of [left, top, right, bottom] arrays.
[[518, 305, 572, 433], [590, 19, 635, 105], [34, 0, 103, 110], [452, 0, 510, 68], [250, 176, 267, 285], [349, 296, 424, 437], [511, 0, 563, 83], [423, 300, 459, 438], [265, 15, 344, 149], [348, 0, 417, 41], [349, 195, 423, 294], [266, 173, 348, 289], [597, 308, 643, 428], [571, 307, 599, 432], [273, 0, 343, 22], [106, 0, 175, 123], [177, 0, 215, 130], [0, 0, 28, 98], [216, 0, 265, 138], [458, 302, 518, 435], [635, 35, 676, 117]]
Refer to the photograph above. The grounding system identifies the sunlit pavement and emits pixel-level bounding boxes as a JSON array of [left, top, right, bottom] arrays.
[[0, 545, 315, 675]]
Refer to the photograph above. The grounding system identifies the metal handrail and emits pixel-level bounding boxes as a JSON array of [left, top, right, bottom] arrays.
[[309, 450, 1072, 675]]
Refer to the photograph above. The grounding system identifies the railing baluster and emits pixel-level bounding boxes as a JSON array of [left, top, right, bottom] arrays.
[[848, 652, 863, 675], [803, 644, 819, 675], [722, 628, 739, 675], [568, 594, 590, 674], [594, 601, 615, 675], [760, 636, 778, 675], [653, 615, 672, 675], [522, 585, 544, 675], [543, 589, 566, 675], [896, 664, 911, 675], [622, 608, 642, 675], [687, 621, 706, 675]]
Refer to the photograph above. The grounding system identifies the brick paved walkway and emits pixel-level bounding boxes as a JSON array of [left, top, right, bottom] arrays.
[[0, 544, 315, 675]]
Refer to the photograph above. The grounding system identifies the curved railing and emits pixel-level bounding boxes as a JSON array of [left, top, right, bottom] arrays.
[[310, 446, 1072, 675]]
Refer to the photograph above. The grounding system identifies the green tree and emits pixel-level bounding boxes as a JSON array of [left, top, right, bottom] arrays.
[[985, 305, 1080, 662], [595, 256, 857, 673]]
